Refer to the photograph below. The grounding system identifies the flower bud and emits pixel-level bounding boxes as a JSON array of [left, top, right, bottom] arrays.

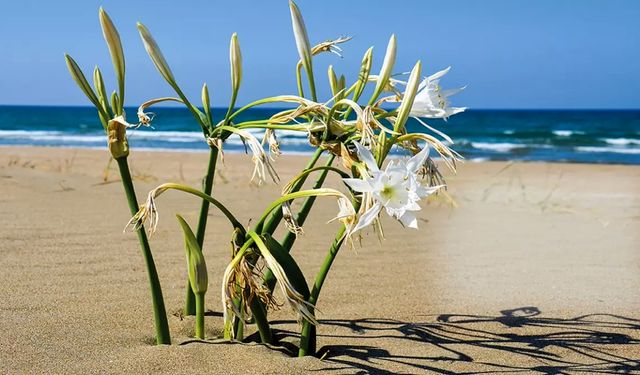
[[289, 0, 312, 78], [369, 35, 396, 105], [110, 91, 119, 118], [201, 83, 212, 125], [229, 33, 242, 96], [338, 74, 346, 101], [92, 67, 110, 116], [327, 65, 338, 97], [99, 8, 125, 108], [64, 54, 101, 109], [353, 47, 373, 102], [394, 60, 422, 133], [137, 22, 176, 87]]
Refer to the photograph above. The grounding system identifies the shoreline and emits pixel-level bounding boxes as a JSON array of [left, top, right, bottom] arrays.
[[1, 146, 639, 373], [2, 144, 640, 166]]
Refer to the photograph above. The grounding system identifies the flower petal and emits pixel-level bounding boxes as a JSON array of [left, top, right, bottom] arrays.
[[428, 66, 451, 81], [352, 203, 383, 233], [398, 211, 418, 229], [354, 141, 379, 172], [343, 178, 374, 193], [406, 145, 430, 173]]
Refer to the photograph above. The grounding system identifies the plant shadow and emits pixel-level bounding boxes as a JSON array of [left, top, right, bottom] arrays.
[[277, 307, 640, 374]]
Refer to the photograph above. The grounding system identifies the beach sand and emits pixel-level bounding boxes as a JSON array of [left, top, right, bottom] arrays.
[[1, 146, 639, 374]]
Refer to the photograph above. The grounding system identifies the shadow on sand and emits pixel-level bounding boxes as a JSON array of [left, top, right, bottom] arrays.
[[290, 307, 640, 374]]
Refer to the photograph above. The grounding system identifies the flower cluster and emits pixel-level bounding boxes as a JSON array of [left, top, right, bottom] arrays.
[[65, 1, 466, 356]]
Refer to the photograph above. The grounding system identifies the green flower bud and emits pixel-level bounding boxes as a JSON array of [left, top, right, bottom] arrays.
[[230, 33, 242, 96], [352, 46, 373, 102], [327, 65, 338, 97], [394, 60, 422, 133], [369, 35, 396, 105], [99, 7, 125, 110], [64, 54, 101, 109], [137, 22, 176, 87]]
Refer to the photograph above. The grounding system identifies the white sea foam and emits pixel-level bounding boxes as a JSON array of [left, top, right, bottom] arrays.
[[602, 138, 640, 146], [552, 130, 584, 137], [470, 157, 490, 162], [0, 130, 63, 136], [128, 130, 204, 140], [503, 130, 515, 135], [0, 129, 311, 146], [575, 146, 640, 155], [470, 142, 526, 152]]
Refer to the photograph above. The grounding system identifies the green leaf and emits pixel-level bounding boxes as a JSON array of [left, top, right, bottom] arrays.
[[176, 215, 208, 294], [263, 234, 310, 299]]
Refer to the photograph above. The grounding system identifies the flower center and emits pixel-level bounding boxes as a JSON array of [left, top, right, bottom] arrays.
[[380, 184, 395, 200]]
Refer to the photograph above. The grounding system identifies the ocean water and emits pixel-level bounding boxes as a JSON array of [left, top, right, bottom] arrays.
[[1, 106, 639, 164]]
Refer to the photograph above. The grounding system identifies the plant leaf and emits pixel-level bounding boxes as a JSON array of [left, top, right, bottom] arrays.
[[263, 234, 310, 299], [176, 214, 208, 294]]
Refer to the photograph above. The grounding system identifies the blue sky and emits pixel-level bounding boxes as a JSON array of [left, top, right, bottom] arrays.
[[1, 0, 639, 109]]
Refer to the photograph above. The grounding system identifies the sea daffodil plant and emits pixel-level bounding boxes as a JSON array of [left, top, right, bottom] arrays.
[[65, 1, 466, 356]]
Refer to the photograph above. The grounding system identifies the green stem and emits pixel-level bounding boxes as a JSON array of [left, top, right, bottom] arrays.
[[264, 155, 336, 291], [185, 147, 219, 315], [225, 91, 238, 122], [116, 157, 171, 345], [296, 62, 305, 98], [195, 293, 205, 339], [233, 300, 244, 341], [258, 148, 323, 235], [250, 296, 272, 343], [298, 225, 347, 356]]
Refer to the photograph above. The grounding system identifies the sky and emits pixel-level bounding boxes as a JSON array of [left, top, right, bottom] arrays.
[[0, 0, 639, 109]]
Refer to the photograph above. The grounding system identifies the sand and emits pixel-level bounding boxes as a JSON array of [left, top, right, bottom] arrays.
[[1, 146, 639, 374]]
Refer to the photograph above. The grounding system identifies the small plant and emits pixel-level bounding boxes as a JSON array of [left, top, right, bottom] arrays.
[[65, 1, 465, 356]]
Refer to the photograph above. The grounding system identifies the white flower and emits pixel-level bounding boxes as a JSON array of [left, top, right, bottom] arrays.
[[311, 36, 352, 58], [261, 128, 281, 159], [385, 67, 466, 143], [209, 128, 278, 185], [343, 142, 443, 232], [411, 66, 467, 120]]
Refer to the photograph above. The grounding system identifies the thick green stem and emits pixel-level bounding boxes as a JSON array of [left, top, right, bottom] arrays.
[[231, 298, 244, 341], [116, 157, 171, 345], [250, 296, 272, 343], [195, 293, 205, 339], [185, 147, 219, 315], [299, 222, 352, 357]]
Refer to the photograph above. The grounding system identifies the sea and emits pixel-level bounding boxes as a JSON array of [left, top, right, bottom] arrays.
[[1, 106, 639, 164]]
